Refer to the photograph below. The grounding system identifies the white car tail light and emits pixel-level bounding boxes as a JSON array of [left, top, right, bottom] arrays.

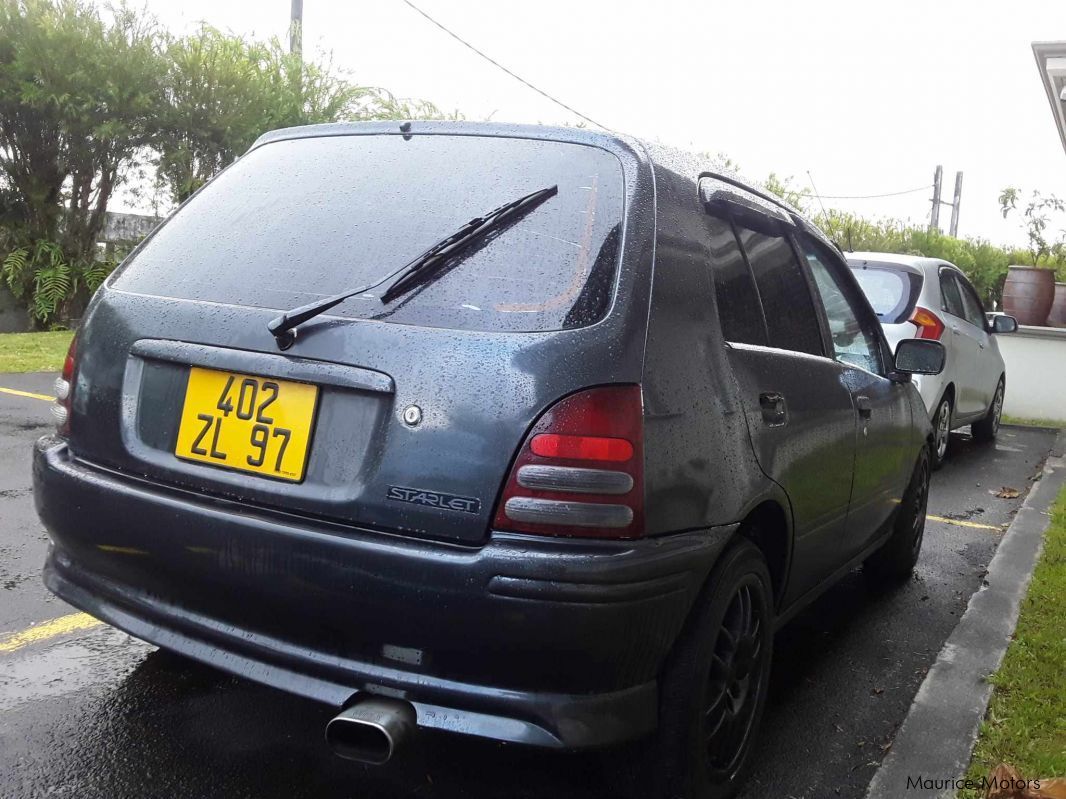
[[910, 306, 946, 340]]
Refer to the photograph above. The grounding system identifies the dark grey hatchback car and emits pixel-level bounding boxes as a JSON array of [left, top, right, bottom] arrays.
[[34, 122, 945, 798]]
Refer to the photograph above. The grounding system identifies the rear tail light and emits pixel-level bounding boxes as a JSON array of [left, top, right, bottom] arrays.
[[52, 335, 77, 437], [493, 385, 644, 539], [910, 307, 945, 340]]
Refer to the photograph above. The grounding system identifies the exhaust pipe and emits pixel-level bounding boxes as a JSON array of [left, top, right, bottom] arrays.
[[325, 696, 416, 764]]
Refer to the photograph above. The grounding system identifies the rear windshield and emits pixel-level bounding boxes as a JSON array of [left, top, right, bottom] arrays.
[[847, 262, 923, 324], [112, 134, 624, 332]]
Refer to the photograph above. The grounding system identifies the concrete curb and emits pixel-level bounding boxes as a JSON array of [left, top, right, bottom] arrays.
[[865, 430, 1066, 799]]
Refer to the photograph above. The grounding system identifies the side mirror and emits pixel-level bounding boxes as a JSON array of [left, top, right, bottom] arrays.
[[895, 339, 946, 375], [991, 315, 1018, 334]]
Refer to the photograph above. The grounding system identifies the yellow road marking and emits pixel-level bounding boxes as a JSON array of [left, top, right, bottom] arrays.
[[97, 544, 149, 556], [0, 612, 102, 654], [927, 514, 1005, 532], [0, 385, 54, 402]]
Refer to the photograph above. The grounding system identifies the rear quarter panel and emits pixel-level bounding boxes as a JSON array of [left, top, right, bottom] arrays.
[[641, 162, 774, 535]]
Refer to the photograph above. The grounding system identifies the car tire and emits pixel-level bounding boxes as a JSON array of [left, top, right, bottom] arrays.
[[864, 447, 930, 583], [971, 378, 1004, 443], [633, 538, 774, 799], [930, 396, 952, 470]]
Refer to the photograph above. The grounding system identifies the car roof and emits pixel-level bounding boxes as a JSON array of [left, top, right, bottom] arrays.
[[250, 120, 835, 249], [846, 251, 956, 272], [252, 119, 644, 157]]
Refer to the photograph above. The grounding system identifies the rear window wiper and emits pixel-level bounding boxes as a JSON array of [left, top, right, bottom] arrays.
[[267, 185, 558, 349]]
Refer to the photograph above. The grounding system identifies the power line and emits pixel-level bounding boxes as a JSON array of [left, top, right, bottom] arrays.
[[814, 185, 933, 200], [805, 170, 830, 226], [401, 0, 610, 131]]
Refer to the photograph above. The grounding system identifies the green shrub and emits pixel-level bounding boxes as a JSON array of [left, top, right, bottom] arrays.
[[1, 238, 114, 326]]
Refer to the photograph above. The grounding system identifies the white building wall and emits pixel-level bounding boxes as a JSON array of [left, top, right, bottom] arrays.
[[998, 326, 1066, 422]]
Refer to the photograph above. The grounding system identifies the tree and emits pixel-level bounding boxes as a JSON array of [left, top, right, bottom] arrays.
[[0, 2, 449, 326], [763, 172, 812, 215], [156, 27, 451, 203], [0, 0, 165, 258], [998, 186, 1066, 274]]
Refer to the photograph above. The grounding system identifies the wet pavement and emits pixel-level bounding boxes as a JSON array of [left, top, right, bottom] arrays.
[[0, 372, 1056, 799]]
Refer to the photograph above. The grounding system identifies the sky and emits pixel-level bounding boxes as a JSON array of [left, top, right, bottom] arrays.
[[137, 0, 1066, 248]]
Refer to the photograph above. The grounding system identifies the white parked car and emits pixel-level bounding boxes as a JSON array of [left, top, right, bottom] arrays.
[[846, 253, 1018, 468]]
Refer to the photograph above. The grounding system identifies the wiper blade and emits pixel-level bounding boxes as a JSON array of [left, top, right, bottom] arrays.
[[378, 184, 557, 304], [267, 184, 558, 350]]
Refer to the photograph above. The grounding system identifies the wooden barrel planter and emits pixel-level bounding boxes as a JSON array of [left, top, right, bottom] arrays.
[[1002, 266, 1055, 326], [1048, 282, 1066, 328]]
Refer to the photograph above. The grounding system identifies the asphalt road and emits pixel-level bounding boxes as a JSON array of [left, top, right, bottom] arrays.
[[0, 371, 1056, 799]]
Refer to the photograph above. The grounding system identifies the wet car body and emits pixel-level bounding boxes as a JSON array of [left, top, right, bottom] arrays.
[[34, 123, 933, 764]]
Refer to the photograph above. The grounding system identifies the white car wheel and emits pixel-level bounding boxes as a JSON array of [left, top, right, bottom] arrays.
[[932, 397, 951, 468]]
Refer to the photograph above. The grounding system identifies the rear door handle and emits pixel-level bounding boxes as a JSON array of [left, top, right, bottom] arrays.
[[856, 395, 873, 418], [759, 392, 787, 427]]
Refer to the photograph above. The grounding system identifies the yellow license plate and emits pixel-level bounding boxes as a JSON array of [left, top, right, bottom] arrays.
[[175, 367, 319, 482]]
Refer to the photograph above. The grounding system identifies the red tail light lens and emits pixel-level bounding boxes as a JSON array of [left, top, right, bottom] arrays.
[[910, 307, 945, 340], [493, 385, 644, 539], [529, 433, 634, 462], [52, 335, 77, 437]]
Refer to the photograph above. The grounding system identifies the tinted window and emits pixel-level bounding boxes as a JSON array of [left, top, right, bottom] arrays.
[[955, 274, 987, 329], [940, 269, 966, 319], [706, 215, 766, 346], [805, 241, 882, 374], [734, 225, 824, 356], [112, 135, 624, 333], [848, 263, 923, 324]]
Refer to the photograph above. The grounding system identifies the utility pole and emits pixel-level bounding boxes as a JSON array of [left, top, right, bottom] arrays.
[[930, 165, 943, 231], [290, 0, 303, 57], [948, 171, 963, 237], [929, 166, 964, 235]]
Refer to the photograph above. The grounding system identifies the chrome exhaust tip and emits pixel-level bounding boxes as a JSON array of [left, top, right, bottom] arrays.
[[325, 696, 416, 764]]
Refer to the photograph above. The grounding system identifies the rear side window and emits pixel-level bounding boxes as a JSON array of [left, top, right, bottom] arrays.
[[112, 135, 624, 333], [705, 215, 766, 346], [734, 224, 824, 356], [939, 270, 966, 319], [954, 274, 987, 329], [848, 263, 923, 324]]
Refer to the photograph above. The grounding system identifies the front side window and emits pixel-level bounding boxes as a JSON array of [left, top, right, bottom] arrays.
[[734, 223, 824, 356], [801, 237, 882, 374]]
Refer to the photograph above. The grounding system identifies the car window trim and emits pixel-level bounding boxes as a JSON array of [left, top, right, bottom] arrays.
[[702, 201, 774, 348], [950, 269, 989, 331], [723, 214, 772, 347], [938, 266, 966, 320], [786, 230, 834, 362], [725, 211, 828, 359]]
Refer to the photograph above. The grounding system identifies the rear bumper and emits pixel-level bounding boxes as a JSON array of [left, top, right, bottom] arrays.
[[34, 437, 733, 749]]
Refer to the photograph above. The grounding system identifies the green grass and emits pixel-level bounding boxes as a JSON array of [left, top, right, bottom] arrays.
[[0, 330, 73, 373], [960, 489, 1066, 795], [1002, 414, 1066, 430]]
